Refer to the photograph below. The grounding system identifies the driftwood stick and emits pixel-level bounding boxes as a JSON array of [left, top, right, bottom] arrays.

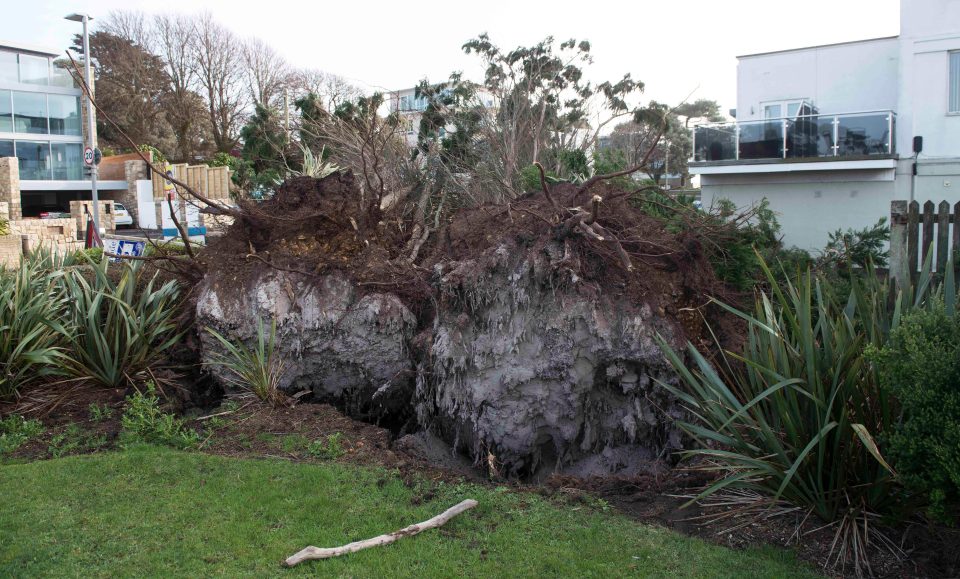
[[283, 499, 479, 567]]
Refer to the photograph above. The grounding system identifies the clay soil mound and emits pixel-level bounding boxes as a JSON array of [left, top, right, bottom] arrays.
[[426, 180, 735, 347], [203, 173, 431, 313], [202, 172, 735, 348]]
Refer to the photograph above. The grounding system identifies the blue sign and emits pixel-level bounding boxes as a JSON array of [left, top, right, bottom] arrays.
[[104, 239, 147, 263]]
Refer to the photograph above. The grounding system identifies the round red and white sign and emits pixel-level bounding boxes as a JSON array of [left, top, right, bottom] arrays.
[[83, 147, 94, 166]]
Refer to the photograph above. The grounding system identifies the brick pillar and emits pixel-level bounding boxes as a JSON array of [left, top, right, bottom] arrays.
[[0, 158, 21, 220], [123, 159, 149, 224]]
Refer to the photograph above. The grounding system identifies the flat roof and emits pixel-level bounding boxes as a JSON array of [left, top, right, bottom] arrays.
[[738, 36, 899, 59], [0, 40, 61, 58]]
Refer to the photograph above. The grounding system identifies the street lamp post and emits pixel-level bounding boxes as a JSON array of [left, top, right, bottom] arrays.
[[65, 13, 99, 235]]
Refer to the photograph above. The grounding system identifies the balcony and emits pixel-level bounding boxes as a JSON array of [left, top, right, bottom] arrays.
[[692, 110, 896, 164]]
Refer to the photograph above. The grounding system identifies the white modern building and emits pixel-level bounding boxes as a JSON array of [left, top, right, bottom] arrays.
[[690, 0, 960, 250], [0, 40, 128, 218], [389, 85, 495, 147]]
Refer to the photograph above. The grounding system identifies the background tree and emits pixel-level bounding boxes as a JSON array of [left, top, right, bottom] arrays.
[[288, 69, 364, 114], [607, 99, 723, 187], [191, 13, 247, 153], [457, 34, 651, 197], [154, 13, 213, 161], [71, 30, 174, 153], [241, 37, 292, 108]]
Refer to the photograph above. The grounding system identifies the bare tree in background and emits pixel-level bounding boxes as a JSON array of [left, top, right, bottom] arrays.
[[241, 37, 292, 107], [152, 13, 212, 161], [288, 69, 364, 112], [101, 10, 153, 49], [191, 13, 247, 153]]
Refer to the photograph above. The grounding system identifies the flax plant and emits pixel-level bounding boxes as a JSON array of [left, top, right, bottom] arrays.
[[205, 318, 287, 406], [657, 252, 942, 576]]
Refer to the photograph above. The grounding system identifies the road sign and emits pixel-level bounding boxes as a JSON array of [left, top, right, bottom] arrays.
[[83, 147, 94, 166], [163, 162, 175, 194], [94, 148, 102, 165], [103, 237, 147, 263]]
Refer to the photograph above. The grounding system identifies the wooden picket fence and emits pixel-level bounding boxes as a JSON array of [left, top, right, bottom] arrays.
[[889, 200, 960, 286]]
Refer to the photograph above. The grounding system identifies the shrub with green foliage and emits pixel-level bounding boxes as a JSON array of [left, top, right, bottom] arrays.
[[138, 144, 167, 166], [873, 303, 960, 522], [72, 247, 103, 264], [518, 163, 558, 193], [307, 432, 345, 460], [205, 318, 287, 405], [0, 414, 44, 455], [62, 259, 181, 388], [823, 218, 890, 269], [0, 215, 9, 236], [120, 386, 199, 449], [655, 253, 935, 573], [0, 252, 70, 398]]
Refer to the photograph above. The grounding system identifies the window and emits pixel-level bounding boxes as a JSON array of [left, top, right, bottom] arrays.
[[13, 92, 47, 134], [0, 52, 17, 83], [0, 140, 12, 158], [950, 51, 960, 113], [18, 54, 48, 85], [50, 62, 75, 88], [51, 142, 82, 179], [761, 99, 809, 119], [16, 140, 50, 180], [48, 95, 81, 136], [0, 90, 10, 133]]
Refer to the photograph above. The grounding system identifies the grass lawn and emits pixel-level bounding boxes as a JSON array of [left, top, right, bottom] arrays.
[[0, 447, 818, 578]]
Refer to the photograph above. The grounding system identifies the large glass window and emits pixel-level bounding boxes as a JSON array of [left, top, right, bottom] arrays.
[[0, 52, 17, 83], [13, 92, 47, 134], [18, 54, 48, 85], [0, 140, 12, 158], [950, 51, 960, 114], [50, 62, 76, 88], [0, 90, 11, 133], [16, 140, 50, 180], [48, 94, 81, 136], [51, 142, 82, 180]]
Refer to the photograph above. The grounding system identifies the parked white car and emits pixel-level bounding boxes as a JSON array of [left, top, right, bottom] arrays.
[[113, 203, 134, 228]]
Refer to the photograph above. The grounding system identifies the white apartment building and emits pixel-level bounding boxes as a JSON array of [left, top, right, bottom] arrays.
[[690, 0, 960, 250], [388, 85, 495, 147], [0, 40, 128, 217]]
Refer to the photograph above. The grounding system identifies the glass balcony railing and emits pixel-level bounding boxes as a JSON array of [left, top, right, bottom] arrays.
[[692, 111, 896, 162]]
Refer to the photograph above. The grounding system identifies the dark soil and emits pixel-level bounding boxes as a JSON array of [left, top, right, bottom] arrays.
[[200, 173, 739, 349]]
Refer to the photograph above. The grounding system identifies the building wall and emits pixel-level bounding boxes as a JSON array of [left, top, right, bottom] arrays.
[[701, 171, 898, 250], [736, 38, 899, 121], [897, 0, 960, 159]]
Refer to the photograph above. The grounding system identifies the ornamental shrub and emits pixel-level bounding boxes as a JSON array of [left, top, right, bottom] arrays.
[[874, 303, 960, 522]]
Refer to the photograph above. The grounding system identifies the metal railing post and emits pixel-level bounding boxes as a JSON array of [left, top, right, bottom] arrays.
[[735, 125, 740, 160], [832, 116, 840, 156], [782, 119, 788, 158], [887, 113, 893, 153]]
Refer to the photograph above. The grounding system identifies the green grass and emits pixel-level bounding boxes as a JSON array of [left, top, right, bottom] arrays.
[[0, 447, 819, 578]]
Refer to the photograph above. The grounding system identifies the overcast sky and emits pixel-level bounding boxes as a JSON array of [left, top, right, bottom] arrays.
[[5, 0, 900, 118]]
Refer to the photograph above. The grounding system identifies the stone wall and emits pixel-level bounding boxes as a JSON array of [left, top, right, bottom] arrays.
[[9, 218, 81, 254], [0, 234, 21, 267], [70, 200, 116, 234], [0, 158, 22, 220]]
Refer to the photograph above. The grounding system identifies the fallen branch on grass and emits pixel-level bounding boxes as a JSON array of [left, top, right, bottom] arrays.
[[282, 499, 479, 567]]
